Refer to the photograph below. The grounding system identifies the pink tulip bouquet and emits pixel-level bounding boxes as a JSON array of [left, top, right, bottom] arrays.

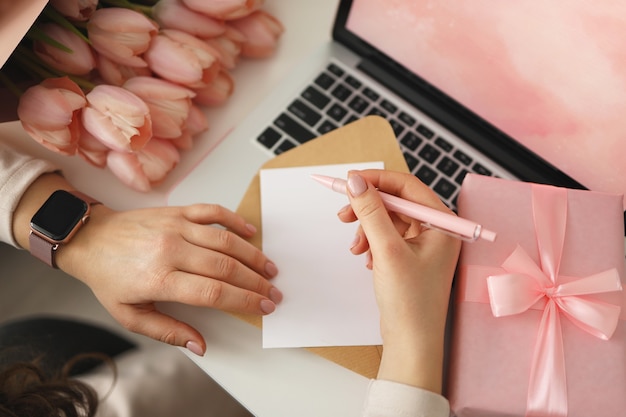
[[0, 0, 284, 192]]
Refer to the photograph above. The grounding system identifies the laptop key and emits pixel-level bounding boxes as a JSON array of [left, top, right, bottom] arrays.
[[415, 165, 437, 185], [327, 63, 344, 77], [363, 87, 380, 101], [348, 95, 369, 113], [288, 99, 322, 127], [331, 84, 352, 101], [368, 107, 387, 118], [399, 112, 416, 127], [453, 149, 473, 166], [302, 86, 331, 110], [274, 113, 316, 144], [418, 143, 441, 163], [434, 137, 453, 152], [416, 124, 435, 139], [345, 75, 362, 89], [327, 103, 349, 122], [403, 152, 419, 171], [275, 139, 296, 155], [455, 169, 469, 185], [314, 73, 335, 90], [400, 131, 423, 151], [388, 119, 405, 137], [380, 99, 397, 114], [318, 120, 338, 135], [433, 177, 457, 199], [437, 156, 460, 177], [257, 126, 281, 149], [473, 163, 492, 176]]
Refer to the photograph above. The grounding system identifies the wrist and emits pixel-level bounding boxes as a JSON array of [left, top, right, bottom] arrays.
[[54, 203, 113, 274], [378, 328, 445, 393]]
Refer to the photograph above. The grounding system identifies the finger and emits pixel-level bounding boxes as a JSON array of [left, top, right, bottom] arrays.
[[345, 172, 405, 256], [337, 204, 357, 223], [182, 223, 278, 280], [115, 303, 207, 356], [154, 270, 278, 315], [181, 204, 257, 238], [356, 169, 451, 213], [349, 225, 369, 254]]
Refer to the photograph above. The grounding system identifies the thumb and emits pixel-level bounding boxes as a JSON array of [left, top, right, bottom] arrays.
[[346, 172, 401, 254], [118, 304, 207, 357]]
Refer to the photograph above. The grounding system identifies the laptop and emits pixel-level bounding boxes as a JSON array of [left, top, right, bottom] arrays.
[[169, 0, 626, 234]]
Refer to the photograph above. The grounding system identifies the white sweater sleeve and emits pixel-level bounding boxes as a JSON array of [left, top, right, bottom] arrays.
[[0, 143, 58, 247], [361, 379, 450, 417]]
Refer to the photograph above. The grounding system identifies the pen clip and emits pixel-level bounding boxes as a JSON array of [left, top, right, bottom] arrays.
[[421, 223, 480, 242]]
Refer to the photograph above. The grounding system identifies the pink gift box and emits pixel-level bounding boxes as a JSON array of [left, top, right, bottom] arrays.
[[446, 174, 626, 417]]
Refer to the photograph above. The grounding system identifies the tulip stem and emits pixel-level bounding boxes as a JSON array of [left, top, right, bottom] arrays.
[[42, 6, 91, 45], [0, 72, 23, 99], [12, 46, 97, 92]]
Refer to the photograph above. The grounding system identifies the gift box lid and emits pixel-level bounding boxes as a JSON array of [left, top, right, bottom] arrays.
[[0, 1, 48, 69]]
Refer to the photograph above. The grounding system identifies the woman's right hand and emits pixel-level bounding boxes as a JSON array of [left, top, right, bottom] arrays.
[[337, 169, 461, 393]]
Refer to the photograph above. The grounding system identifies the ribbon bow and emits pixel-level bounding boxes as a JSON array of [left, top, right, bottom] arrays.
[[485, 185, 622, 417]]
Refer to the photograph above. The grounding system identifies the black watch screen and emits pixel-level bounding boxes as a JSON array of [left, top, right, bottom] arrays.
[[30, 190, 88, 242]]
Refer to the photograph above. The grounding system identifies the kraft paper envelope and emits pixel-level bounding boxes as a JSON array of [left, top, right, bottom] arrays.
[[233, 115, 409, 379]]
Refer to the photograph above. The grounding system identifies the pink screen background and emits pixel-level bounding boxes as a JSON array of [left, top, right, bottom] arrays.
[[347, 0, 626, 207]]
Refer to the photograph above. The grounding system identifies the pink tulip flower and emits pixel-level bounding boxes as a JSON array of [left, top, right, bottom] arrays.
[[17, 77, 86, 155], [182, 0, 264, 20], [77, 125, 110, 168], [229, 10, 284, 58], [170, 104, 209, 149], [153, 0, 226, 38], [82, 84, 152, 153], [144, 29, 222, 89], [87, 7, 158, 67], [206, 26, 246, 69], [123, 76, 195, 139], [49, 0, 98, 21], [34, 23, 96, 75], [193, 70, 234, 107], [107, 138, 180, 192], [95, 54, 152, 86]]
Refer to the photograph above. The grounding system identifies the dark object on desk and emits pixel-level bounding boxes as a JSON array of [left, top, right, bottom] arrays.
[[0, 316, 135, 377]]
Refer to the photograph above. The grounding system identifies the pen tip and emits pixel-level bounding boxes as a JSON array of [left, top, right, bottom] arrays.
[[481, 229, 497, 242]]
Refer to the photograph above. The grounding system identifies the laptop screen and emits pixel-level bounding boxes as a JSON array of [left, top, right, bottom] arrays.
[[337, 0, 626, 209]]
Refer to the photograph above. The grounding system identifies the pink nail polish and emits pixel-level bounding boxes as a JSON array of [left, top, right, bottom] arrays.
[[260, 299, 276, 314], [269, 287, 283, 303], [245, 223, 257, 234], [265, 261, 279, 277], [186, 340, 204, 357], [347, 174, 367, 196]]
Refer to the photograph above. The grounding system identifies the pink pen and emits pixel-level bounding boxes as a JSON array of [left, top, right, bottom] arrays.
[[311, 174, 496, 242]]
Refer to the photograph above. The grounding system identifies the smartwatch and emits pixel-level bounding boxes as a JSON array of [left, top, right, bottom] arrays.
[[29, 190, 101, 268]]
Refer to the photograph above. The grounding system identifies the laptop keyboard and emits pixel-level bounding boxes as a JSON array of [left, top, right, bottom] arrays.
[[255, 61, 500, 210]]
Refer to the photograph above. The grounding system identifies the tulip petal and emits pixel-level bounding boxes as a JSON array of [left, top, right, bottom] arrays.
[[107, 151, 151, 192]]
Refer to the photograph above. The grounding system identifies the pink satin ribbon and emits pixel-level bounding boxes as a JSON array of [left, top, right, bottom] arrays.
[[469, 185, 622, 417]]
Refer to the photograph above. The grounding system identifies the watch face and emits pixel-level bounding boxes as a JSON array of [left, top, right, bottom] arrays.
[[30, 190, 88, 242]]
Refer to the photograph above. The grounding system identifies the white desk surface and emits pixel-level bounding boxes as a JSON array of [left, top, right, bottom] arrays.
[[1, 1, 373, 415]]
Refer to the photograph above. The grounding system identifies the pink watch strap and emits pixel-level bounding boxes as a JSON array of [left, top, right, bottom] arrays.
[[29, 232, 58, 268]]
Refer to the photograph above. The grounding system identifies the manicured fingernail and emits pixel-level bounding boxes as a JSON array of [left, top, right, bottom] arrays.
[[186, 341, 204, 357], [260, 299, 276, 314], [269, 287, 283, 303], [265, 261, 278, 277], [347, 173, 367, 196], [246, 223, 257, 234]]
